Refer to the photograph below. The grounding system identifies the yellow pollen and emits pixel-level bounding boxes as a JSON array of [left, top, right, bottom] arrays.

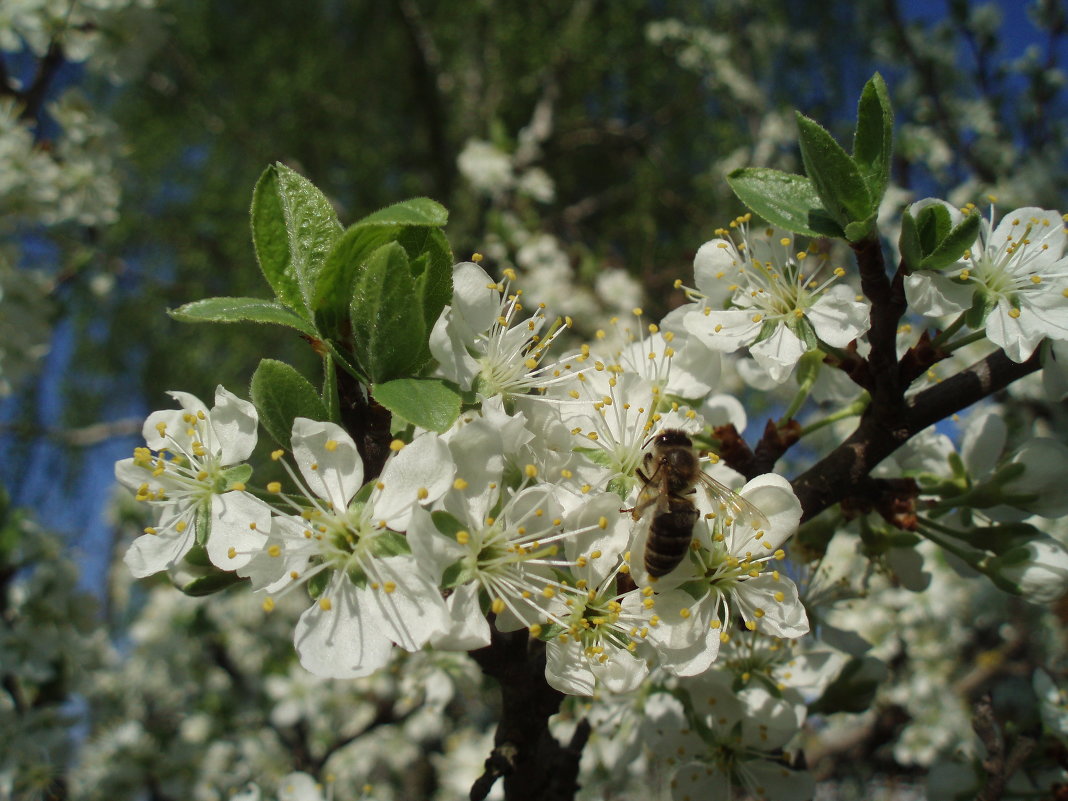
[[1009, 308, 1021, 319], [529, 623, 542, 637], [472, 252, 483, 262], [525, 464, 538, 478], [319, 598, 332, 611], [456, 530, 470, 545], [267, 481, 282, 493], [227, 547, 236, 559], [417, 487, 429, 500], [324, 439, 339, 452], [262, 597, 275, 612], [383, 582, 397, 594], [268, 545, 281, 557], [271, 449, 284, 460]]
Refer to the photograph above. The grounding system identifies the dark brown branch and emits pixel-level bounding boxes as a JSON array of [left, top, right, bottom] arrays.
[[469, 629, 581, 801], [793, 348, 1040, 522], [21, 39, 65, 125], [853, 237, 906, 408], [973, 693, 1036, 801]]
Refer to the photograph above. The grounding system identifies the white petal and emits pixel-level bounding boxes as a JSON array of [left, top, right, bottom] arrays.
[[363, 555, 449, 651], [735, 574, 809, 638], [670, 762, 730, 801], [277, 773, 325, 801], [374, 432, 455, 529], [661, 332, 722, 398], [205, 491, 271, 570], [807, 284, 870, 346], [591, 647, 648, 694], [406, 505, 467, 584], [751, 325, 805, 381], [684, 308, 762, 352], [451, 261, 500, 334], [209, 386, 259, 464], [986, 298, 1045, 362], [735, 473, 802, 553], [124, 524, 195, 578], [961, 409, 1006, 478], [290, 418, 363, 510], [903, 272, 973, 317], [692, 238, 744, 304], [699, 393, 747, 433], [545, 639, 595, 696], [294, 578, 392, 679], [429, 306, 481, 390], [430, 583, 491, 651]]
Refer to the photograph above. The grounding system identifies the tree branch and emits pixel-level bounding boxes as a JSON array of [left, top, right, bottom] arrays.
[[793, 348, 1041, 522], [469, 629, 581, 801]]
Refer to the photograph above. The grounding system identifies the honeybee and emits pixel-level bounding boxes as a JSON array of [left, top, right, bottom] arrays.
[[632, 429, 768, 577]]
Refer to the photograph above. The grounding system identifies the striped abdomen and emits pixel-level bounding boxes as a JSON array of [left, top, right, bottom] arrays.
[[645, 496, 699, 577]]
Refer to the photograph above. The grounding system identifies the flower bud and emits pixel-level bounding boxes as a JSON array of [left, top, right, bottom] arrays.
[[985, 536, 1068, 603]]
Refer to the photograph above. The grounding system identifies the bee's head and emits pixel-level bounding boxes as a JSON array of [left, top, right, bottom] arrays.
[[651, 428, 692, 449]]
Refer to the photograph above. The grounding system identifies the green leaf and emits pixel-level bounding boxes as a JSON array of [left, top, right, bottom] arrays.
[[372, 378, 462, 433], [726, 168, 844, 238], [796, 113, 873, 231], [322, 353, 341, 424], [307, 569, 331, 598], [899, 210, 922, 271], [169, 297, 317, 336], [251, 163, 342, 313], [844, 215, 876, 243], [177, 568, 244, 597], [919, 213, 980, 271], [349, 242, 427, 382], [431, 510, 468, 539], [853, 73, 893, 206], [194, 503, 211, 547], [220, 464, 253, 490], [916, 203, 952, 254], [356, 197, 448, 228], [964, 289, 995, 329], [250, 358, 330, 447], [313, 223, 401, 323], [251, 166, 304, 311], [400, 227, 453, 334]]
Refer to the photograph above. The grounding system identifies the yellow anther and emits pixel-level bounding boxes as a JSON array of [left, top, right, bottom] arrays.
[[262, 597, 276, 612], [271, 449, 285, 460], [389, 439, 405, 452], [227, 547, 237, 559], [383, 582, 397, 594], [319, 598, 333, 611], [529, 623, 542, 637], [268, 545, 281, 557], [472, 252, 484, 262], [456, 530, 470, 545], [267, 481, 282, 493], [525, 464, 538, 478], [417, 487, 429, 500], [324, 439, 339, 452]]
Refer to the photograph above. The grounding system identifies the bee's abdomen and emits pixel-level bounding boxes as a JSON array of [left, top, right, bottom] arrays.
[[645, 497, 699, 577]]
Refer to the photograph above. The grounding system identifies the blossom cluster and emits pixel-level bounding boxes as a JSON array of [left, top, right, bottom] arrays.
[[117, 201, 1068, 797], [116, 256, 810, 697]]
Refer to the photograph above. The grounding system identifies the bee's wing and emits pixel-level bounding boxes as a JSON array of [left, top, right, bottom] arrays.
[[696, 472, 770, 531]]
